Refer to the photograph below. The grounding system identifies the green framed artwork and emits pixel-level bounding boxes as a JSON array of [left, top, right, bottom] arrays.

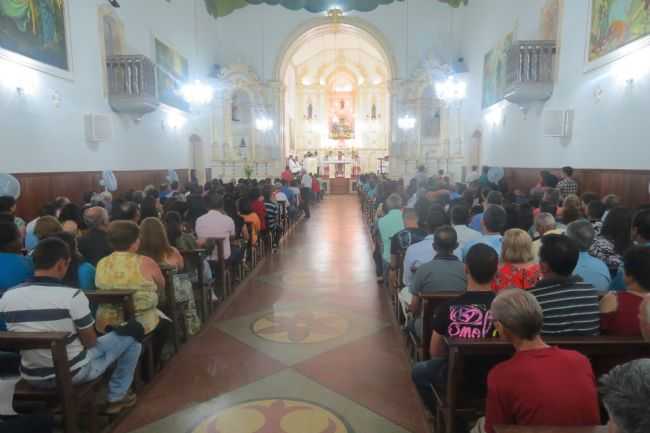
[[587, 0, 650, 70], [0, 0, 71, 75], [155, 37, 189, 111], [482, 32, 513, 109]]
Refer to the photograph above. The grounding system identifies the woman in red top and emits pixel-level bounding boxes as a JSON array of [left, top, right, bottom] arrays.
[[492, 229, 541, 292], [600, 245, 650, 336], [248, 187, 267, 231]]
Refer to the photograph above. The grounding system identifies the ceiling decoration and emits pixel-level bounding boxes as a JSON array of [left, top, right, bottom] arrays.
[[204, 0, 404, 18], [203, 0, 467, 19]]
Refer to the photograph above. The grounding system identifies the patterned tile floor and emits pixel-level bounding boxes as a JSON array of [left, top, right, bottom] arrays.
[[114, 196, 428, 433]]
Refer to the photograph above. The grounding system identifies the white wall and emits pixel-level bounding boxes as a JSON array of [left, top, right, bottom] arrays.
[[209, 0, 457, 81], [1, 0, 218, 174], [457, 0, 650, 170]]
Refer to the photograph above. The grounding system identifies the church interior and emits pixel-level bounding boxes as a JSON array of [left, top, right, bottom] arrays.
[[1, 1, 650, 433]]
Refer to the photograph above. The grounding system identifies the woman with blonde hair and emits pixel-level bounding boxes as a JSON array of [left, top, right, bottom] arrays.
[[138, 217, 184, 271], [492, 228, 541, 292]]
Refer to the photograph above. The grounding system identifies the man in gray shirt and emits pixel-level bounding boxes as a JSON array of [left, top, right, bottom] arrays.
[[407, 225, 467, 315]]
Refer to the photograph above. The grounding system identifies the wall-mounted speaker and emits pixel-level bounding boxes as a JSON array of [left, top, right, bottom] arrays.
[[85, 113, 113, 143], [543, 109, 573, 137]]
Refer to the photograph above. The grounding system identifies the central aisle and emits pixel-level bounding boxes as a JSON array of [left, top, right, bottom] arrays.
[[116, 195, 427, 433]]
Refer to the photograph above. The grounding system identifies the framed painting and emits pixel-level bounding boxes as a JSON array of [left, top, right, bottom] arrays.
[[482, 32, 514, 109], [0, 0, 72, 78], [154, 37, 189, 111], [586, 0, 650, 71]]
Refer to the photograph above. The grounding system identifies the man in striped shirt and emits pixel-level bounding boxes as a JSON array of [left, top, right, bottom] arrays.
[[0, 238, 142, 414], [529, 234, 600, 336]]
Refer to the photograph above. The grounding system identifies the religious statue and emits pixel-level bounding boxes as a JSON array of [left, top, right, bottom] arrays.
[[371, 103, 377, 120], [340, 99, 345, 110], [307, 102, 313, 120]]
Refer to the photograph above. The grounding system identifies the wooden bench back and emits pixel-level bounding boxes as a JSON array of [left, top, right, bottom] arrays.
[[418, 292, 465, 360]]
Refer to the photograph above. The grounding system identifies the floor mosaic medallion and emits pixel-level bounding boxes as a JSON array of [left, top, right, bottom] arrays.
[[190, 399, 352, 433], [251, 310, 349, 344]]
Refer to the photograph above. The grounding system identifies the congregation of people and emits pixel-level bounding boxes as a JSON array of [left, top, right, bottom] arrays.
[[359, 165, 650, 433], [0, 173, 319, 432]]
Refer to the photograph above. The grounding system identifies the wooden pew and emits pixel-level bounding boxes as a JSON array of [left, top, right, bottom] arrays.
[[495, 427, 608, 433], [179, 248, 210, 323], [435, 336, 650, 433], [0, 332, 101, 433], [205, 237, 232, 302], [408, 292, 462, 361], [159, 265, 188, 353]]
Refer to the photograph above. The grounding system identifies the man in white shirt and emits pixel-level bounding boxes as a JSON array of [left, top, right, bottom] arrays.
[[0, 238, 142, 414], [288, 156, 301, 175], [195, 194, 241, 265], [450, 204, 481, 259]]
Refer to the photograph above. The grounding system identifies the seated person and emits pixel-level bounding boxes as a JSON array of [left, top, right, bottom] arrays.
[[565, 219, 611, 292], [390, 208, 428, 287], [400, 226, 466, 322], [530, 234, 600, 336], [492, 228, 541, 292], [485, 289, 600, 433], [0, 221, 33, 298], [469, 190, 503, 232], [33, 216, 62, 243], [78, 207, 112, 266], [450, 204, 481, 259], [138, 217, 184, 271], [462, 205, 507, 260], [411, 243, 498, 413], [95, 221, 165, 336], [0, 239, 142, 414], [238, 198, 262, 245], [48, 231, 95, 291], [531, 212, 564, 259], [600, 246, 650, 336], [164, 211, 199, 251], [642, 296, 650, 341], [402, 206, 449, 288], [601, 359, 650, 433]]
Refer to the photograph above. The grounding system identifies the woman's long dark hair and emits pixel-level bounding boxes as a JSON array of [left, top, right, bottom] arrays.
[[49, 231, 83, 288], [601, 207, 633, 254], [164, 211, 183, 247]]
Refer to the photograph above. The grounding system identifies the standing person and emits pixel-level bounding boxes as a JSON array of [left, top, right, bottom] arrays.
[[300, 170, 312, 219], [484, 289, 600, 433], [311, 174, 321, 202], [557, 166, 579, 200], [288, 155, 301, 176], [281, 165, 293, 183], [0, 239, 143, 414]]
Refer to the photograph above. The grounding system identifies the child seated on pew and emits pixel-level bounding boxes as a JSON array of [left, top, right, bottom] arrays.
[[411, 243, 499, 415]]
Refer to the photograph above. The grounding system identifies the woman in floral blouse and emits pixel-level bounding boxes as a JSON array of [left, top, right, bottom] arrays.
[[589, 207, 633, 277], [492, 229, 541, 292]]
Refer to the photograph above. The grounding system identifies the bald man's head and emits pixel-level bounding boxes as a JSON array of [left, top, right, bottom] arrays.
[[433, 225, 458, 255], [83, 206, 109, 230]]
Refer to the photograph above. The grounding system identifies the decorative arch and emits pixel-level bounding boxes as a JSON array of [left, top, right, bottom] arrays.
[[275, 17, 397, 82]]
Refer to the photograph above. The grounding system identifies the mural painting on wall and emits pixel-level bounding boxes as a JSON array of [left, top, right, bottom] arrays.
[[540, 0, 562, 41], [588, 0, 650, 68], [0, 0, 69, 71], [482, 32, 514, 109], [155, 38, 190, 111]]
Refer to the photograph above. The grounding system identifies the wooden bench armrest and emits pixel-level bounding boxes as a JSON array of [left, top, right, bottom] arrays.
[[0, 331, 69, 350]]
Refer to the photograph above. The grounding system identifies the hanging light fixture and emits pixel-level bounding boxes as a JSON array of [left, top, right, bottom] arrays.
[[181, 1, 214, 106], [398, 0, 416, 131], [435, 76, 467, 103]]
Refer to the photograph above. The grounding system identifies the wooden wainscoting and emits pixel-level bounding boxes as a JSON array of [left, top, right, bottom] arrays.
[[13, 169, 190, 221], [504, 168, 650, 207]]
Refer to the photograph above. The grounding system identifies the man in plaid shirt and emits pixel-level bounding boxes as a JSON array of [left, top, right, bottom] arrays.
[[557, 166, 578, 199]]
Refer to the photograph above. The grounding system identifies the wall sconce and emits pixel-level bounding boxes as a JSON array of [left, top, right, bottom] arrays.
[[255, 116, 273, 132], [435, 76, 467, 103]]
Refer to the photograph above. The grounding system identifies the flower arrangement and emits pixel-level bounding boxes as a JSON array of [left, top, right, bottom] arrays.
[[243, 164, 254, 179]]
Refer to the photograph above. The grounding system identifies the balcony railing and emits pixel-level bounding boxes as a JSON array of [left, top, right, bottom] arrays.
[[107, 55, 159, 115], [504, 40, 557, 108]]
